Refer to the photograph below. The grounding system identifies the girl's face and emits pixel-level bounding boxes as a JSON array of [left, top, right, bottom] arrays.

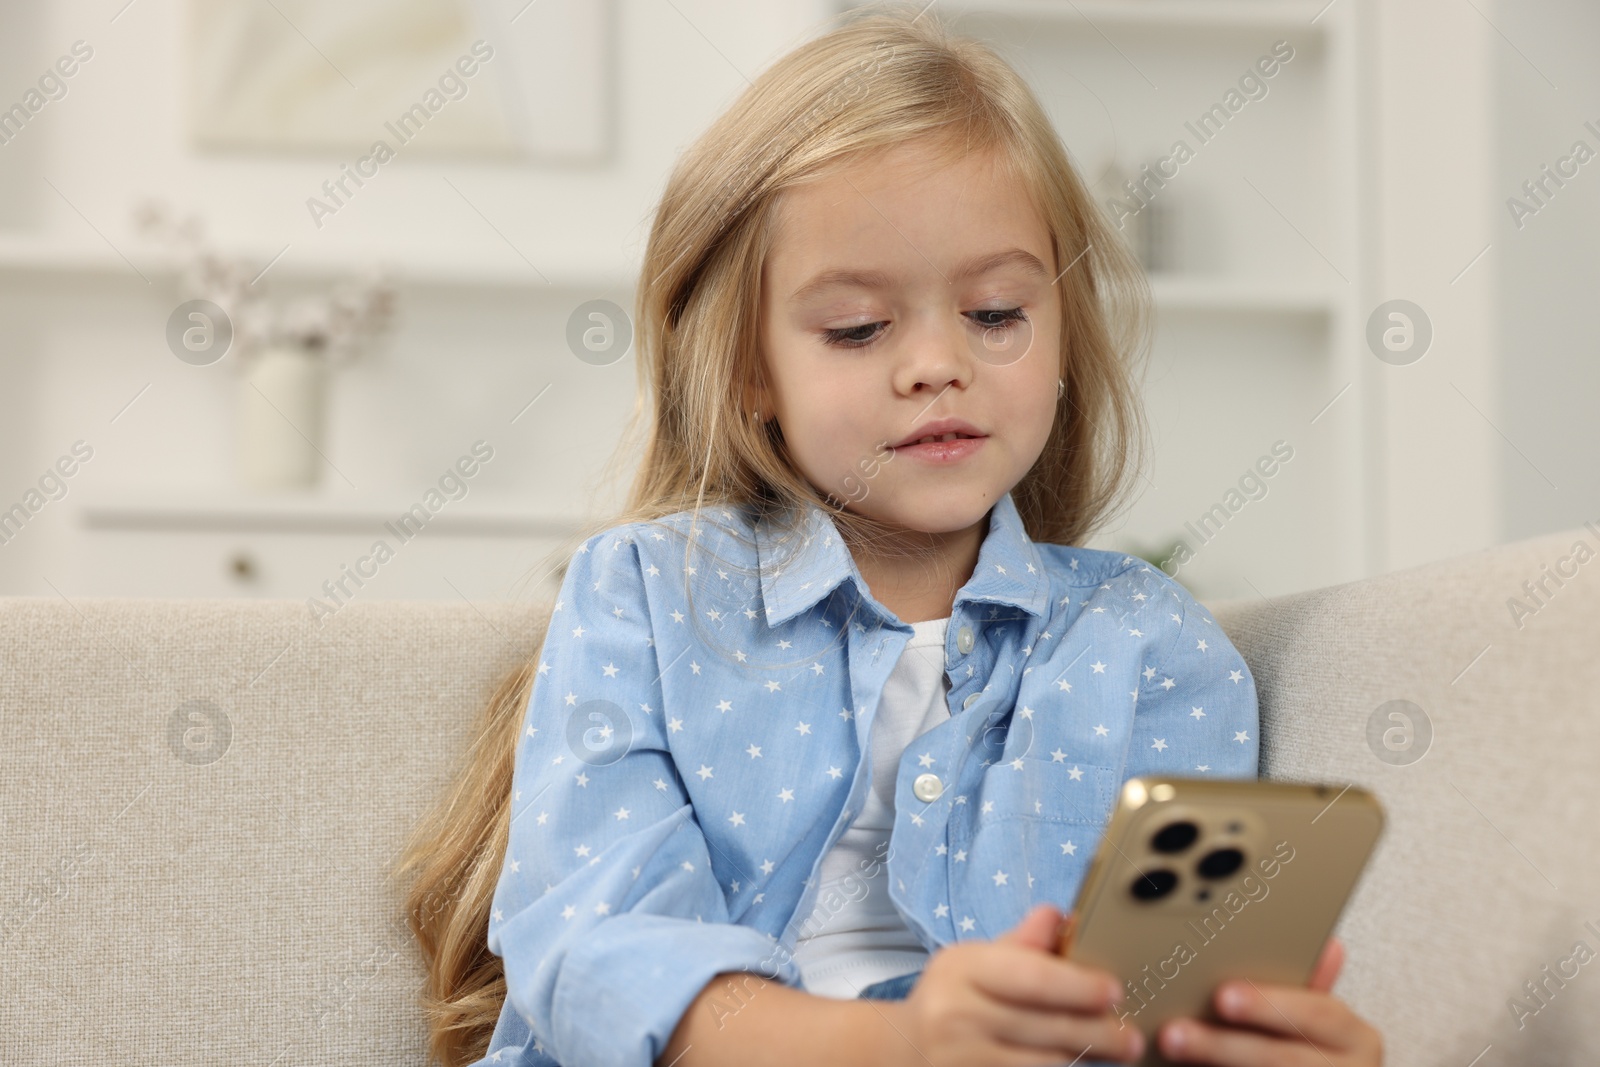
[[755, 137, 1063, 538]]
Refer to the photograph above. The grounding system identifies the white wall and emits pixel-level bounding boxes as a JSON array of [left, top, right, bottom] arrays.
[[0, 0, 1593, 606]]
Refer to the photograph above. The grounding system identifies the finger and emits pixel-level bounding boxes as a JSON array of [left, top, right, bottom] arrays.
[[974, 998, 1146, 1063], [1055, 909, 1078, 956], [969, 944, 1124, 1013], [1306, 937, 1344, 993], [1157, 1017, 1327, 1067], [998, 903, 1064, 953], [1209, 977, 1363, 1050]]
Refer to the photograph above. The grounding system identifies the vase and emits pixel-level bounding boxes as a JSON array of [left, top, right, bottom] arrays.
[[237, 345, 327, 491]]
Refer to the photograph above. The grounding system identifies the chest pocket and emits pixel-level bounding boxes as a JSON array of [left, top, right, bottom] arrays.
[[948, 755, 1119, 938]]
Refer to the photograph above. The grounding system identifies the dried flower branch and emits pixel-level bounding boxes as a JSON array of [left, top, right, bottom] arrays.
[[133, 199, 396, 369]]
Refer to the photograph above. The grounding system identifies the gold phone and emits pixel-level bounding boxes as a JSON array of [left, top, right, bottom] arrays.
[[1056, 776, 1384, 1066]]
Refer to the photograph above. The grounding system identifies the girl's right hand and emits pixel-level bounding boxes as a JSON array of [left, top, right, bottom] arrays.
[[875, 902, 1145, 1067]]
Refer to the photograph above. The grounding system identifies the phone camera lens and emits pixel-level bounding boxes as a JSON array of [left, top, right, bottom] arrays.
[[1226, 820, 1243, 833], [1196, 847, 1245, 879], [1150, 821, 1199, 854], [1130, 869, 1179, 901]]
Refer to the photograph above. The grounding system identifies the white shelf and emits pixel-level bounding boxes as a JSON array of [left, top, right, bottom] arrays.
[[0, 234, 634, 292], [78, 490, 586, 539], [859, 0, 1330, 32], [1147, 273, 1333, 315]]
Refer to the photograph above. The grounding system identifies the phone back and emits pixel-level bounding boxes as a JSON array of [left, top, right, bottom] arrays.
[[1059, 776, 1384, 1066]]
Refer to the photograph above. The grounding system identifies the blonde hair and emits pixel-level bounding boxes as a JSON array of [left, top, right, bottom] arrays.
[[393, 4, 1153, 1062]]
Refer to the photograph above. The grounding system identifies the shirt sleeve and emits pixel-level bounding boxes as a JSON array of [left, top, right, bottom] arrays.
[[1120, 573, 1261, 783], [487, 526, 801, 1067]]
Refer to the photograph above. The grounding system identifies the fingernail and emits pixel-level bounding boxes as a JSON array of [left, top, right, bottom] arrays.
[[1128, 1030, 1146, 1058], [1220, 984, 1247, 1015], [1164, 1023, 1185, 1054]]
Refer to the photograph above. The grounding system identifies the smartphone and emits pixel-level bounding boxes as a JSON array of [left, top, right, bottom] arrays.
[[1055, 776, 1384, 1066]]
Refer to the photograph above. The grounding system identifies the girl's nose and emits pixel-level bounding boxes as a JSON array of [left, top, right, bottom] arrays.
[[893, 308, 977, 395]]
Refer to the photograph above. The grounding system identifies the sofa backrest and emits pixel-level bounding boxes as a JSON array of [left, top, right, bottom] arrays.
[[1209, 523, 1600, 1065], [1, 523, 1596, 1064]]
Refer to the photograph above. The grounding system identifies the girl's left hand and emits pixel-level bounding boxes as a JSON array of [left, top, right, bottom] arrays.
[[1154, 937, 1384, 1065]]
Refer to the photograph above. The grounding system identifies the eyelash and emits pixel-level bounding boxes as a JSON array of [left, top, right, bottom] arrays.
[[821, 307, 1029, 349]]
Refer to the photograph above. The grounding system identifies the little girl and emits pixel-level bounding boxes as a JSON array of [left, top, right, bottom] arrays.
[[400, 7, 1384, 1067]]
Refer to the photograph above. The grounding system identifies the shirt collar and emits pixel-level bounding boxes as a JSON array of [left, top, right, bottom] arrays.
[[754, 490, 1050, 629]]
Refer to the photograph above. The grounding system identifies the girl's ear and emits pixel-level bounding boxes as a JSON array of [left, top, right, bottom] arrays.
[[742, 382, 772, 420]]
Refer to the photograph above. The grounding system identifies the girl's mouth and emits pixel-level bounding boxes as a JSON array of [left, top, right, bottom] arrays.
[[891, 434, 987, 463]]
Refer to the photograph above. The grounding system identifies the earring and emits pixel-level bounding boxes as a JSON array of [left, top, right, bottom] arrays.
[[1057, 378, 1065, 400], [751, 409, 762, 423]]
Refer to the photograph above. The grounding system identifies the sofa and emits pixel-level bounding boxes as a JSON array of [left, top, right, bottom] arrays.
[[2, 523, 1597, 1065]]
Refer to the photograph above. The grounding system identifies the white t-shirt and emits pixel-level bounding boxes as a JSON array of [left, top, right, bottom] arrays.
[[791, 616, 952, 998]]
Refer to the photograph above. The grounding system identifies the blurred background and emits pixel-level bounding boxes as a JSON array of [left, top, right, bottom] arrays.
[[0, 0, 1594, 609]]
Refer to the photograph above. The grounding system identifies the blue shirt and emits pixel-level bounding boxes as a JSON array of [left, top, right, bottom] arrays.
[[475, 490, 1259, 1067]]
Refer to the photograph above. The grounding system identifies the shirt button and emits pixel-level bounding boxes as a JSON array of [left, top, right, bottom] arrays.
[[913, 773, 944, 801], [957, 626, 975, 654], [962, 692, 979, 710]]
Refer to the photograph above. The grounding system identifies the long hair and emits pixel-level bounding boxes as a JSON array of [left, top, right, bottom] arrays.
[[393, 4, 1153, 1063]]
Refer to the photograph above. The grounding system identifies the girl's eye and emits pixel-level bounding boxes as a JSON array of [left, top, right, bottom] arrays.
[[821, 308, 1029, 349]]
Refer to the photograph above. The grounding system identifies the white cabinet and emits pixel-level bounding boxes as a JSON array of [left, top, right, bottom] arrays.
[[75, 495, 578, 606]]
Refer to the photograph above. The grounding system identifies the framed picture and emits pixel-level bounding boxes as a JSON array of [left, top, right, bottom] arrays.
[[187, 0, 609, 161]]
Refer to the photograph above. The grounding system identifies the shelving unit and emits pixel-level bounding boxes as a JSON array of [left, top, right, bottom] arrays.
[[837, 0, 1368, 599]]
